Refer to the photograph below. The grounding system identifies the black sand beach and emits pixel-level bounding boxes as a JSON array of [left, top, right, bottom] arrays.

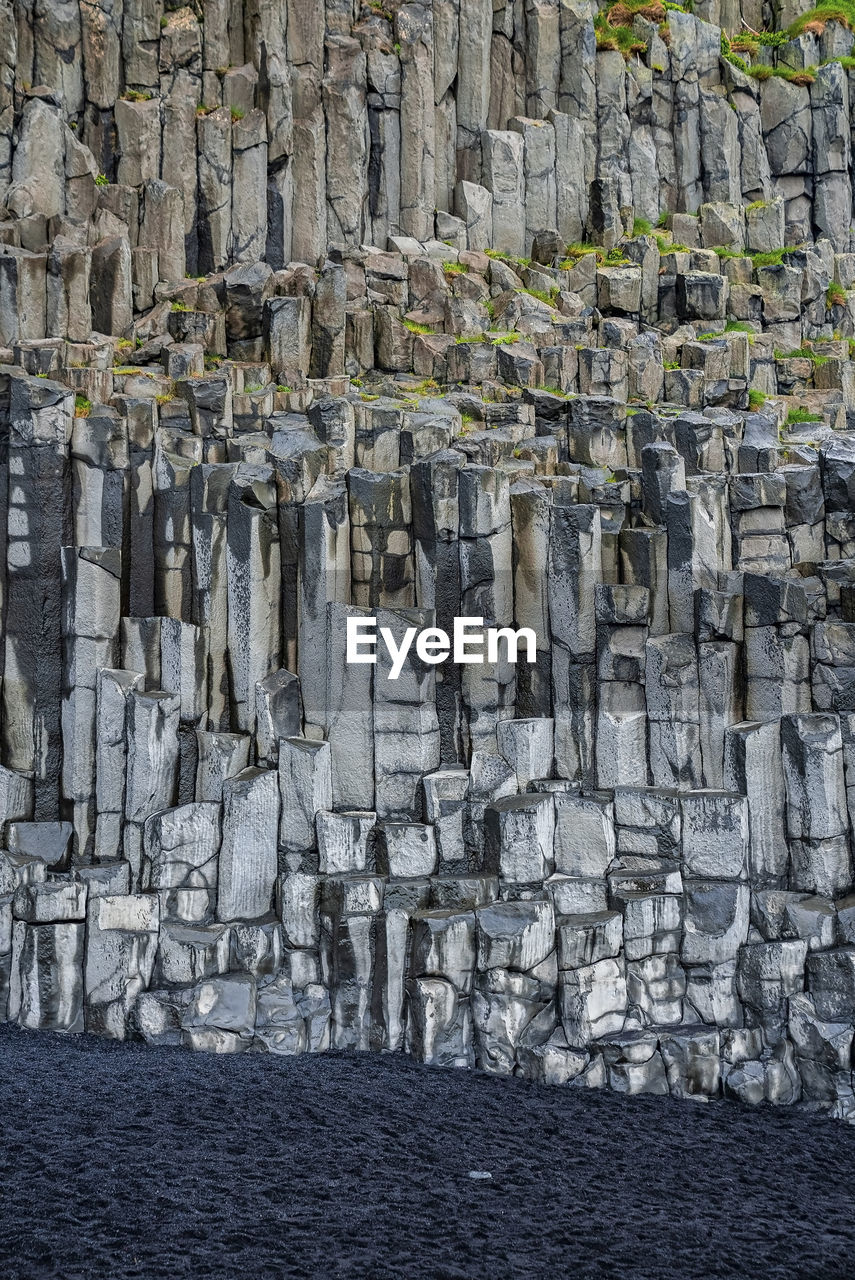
[[1, 1025, 854, 1280]]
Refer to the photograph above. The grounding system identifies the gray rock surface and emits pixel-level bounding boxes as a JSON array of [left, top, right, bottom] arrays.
[[3, 0, 855, 1124]]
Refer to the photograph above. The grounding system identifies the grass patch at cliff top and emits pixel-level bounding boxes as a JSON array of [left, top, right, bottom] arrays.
[[595, 20, 648, 56], [594, 0, 668, 56], [729, 31, 789, 51], [722, 27, 817, 81], [788, 3, 855, 35], [750, 64, 817, 86]]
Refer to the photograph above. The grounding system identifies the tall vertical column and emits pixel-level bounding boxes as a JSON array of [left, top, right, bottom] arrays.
[[94, 668, 145, 865], [190, 463, 234, 731], [69, 406, 128, 556], [197, 107, 233, 275], [231, 109, 268, 265], [724, 720, 787, 888], [2, 376, 72, 817], [596, 585, 649, 790], [115, 396, 156, 620], [397, 4, 436, 241], [511, 479, 552, 719], [287, 0, 327, 263], [299, 474, 351, 740], [645, 633, 702, 790], [124, 690, 180, 889], [162, 68, 201, 273], [668, 11, 702, 212], [458, 465, 514, 757], [217, 767, 280, 922], [509, 115, 557, 254], [226, 465, 282, 734], [153, 442, 194, 621], [782, 714, 851, 898], [411, 449, 463, 762], [456, 0, 492, 182], [0, 1, 16, 202], [374, 607, 440, 822], [61, 547, 121, 860], [434, 0, 459, 214], [665, 490, 719, 635], [548, 502, 601, 784], [323, 36, 369, 249], [325, 602, 375, 812], [348, 468, 415, 610]]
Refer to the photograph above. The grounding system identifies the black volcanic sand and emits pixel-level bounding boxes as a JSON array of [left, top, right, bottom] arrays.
[[2, 1025, 854, 1279]]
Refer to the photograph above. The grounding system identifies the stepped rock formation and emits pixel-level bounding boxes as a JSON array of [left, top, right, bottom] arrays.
[[4, 0, 855, 1116]]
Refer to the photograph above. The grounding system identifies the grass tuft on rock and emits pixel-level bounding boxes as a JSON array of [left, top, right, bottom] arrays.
[[788, 3, 855, 36], [594, 0, 659, 57], [786, 406, 824, 425], [751, 247, 789, 267]]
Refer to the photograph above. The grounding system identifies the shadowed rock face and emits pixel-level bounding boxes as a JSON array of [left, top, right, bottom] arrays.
[[3, 0, 855, 1120]]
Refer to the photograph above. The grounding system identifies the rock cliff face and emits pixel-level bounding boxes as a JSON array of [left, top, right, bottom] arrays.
[[5, 0, 855, 1115], [4, 0, 855, 283]]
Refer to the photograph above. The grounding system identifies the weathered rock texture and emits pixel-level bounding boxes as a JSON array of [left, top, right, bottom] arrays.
[[4, 0, 855, 1119], [4, 1, 855, 286]]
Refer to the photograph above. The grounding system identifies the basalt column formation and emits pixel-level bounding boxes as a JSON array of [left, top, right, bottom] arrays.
[[4, 0, 855, 1116]]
